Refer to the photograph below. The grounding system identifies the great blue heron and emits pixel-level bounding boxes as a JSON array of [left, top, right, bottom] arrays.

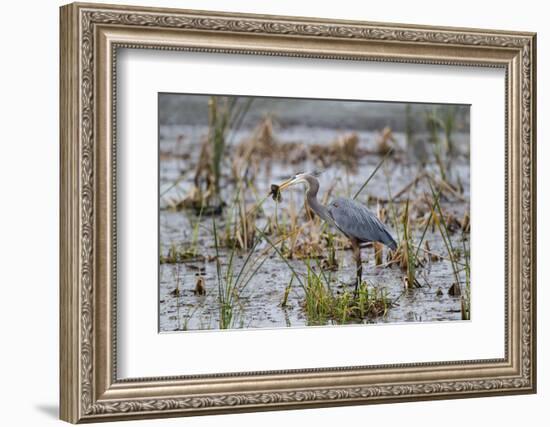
[[274, 171, 397, 294]]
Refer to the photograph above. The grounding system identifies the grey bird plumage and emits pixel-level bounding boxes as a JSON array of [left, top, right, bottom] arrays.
[[327, 197, 397, 250]]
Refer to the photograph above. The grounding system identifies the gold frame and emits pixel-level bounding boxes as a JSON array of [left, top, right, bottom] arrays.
[[60, 2, 537, 423]]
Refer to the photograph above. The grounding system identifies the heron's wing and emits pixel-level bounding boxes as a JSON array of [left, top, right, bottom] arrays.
[[327, 197, 397, 250]]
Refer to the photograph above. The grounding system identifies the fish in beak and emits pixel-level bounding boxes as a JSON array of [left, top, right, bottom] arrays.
[[270, 175, 303, 201]]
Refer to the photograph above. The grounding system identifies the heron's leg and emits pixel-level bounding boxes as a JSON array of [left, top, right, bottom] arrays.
[[351, 240, 362, 297]]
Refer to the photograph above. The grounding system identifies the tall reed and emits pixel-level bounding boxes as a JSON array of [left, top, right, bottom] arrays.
[[212, 219, 268, 329]]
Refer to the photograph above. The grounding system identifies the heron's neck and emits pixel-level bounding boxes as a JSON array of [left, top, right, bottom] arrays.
[[305, 181, 332, 224]]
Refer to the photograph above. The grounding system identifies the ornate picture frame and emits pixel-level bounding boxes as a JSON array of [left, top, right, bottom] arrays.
[[60, 2, 536, 423]]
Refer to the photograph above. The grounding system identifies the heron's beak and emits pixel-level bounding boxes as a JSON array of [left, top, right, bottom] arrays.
[[270, 176, 302, 201], [277, 177, 298, 191]]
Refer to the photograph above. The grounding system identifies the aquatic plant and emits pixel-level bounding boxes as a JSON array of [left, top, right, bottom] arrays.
[[309, 133, 359, 169], [385, 199, 422, 289], [160, 242, 199, 264], [424, 105, 462, 184], [222, 186, 258, 251], [442, 105, 457, 158], [213, 219, 269, 329], [208, 96, 234, 197], [170, 96, 253, 214], [321, 231, 339, 271], [427, 179, 470, 318], [461, 235, 471, 320], [303, 261, 391, 325], [159, 206, 204, 263], [424, 107, 447, 181], [375, 127, 396, 155]]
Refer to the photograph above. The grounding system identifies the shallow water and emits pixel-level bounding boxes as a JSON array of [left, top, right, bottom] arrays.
[[159, 123, 470, 332], [159, 238, 466, 331]]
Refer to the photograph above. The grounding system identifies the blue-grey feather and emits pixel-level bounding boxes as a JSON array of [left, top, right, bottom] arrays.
[[327, 197, 397, 250]]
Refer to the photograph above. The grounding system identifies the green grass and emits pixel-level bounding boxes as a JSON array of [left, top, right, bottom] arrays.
[[401, 199, 420, 288], [425, 107, 447, 181], [160, 205, 204, 264], [321, 231, 339, 271], [428, 179, 470, 319], [303, 261, 391, 325], [429, 180, 461, 287], [280, 274, 294, 308], [353, 147, 394, 201], [442, 106, 457, 158], [208, 96, 233, 197], [221, 183, 257, 251], [160, 242, 203, 264], [213, 219, 269, 329], [461, 231, 471, 320], [424, 106, 460, 182]]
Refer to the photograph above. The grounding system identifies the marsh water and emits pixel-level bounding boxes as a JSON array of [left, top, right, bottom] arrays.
[[159, 96, 470, 332]]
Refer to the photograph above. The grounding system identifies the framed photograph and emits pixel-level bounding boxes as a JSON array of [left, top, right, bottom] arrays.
[[60, 2, 537, 423]]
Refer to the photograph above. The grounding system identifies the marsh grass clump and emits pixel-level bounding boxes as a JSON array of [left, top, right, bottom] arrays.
[[285, 234, 325, 260], [375, 127, 396, 155], [425, 108, 448, 181], [232, 115, 279, 182], [320, 231, 339, 271], [236, 116, 278, 159], [160, 242, 205, 264], [332, 133, 359, 165], [303, 261, 391, 325], [208, 96, 240, 197], [171, 96, 253, 214], [302, 263, 332, 324], [387, 200, 423, 288], [269, 196, 328, 261], [424, 106, 462, 185], [309, 133, 359, 169], [277, 216, 347, 263], [160, 205, 205, 263], [442, 106, 458, 158], [222, 198, 258, 251]]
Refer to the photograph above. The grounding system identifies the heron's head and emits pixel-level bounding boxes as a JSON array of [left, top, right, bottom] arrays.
[[277, 170, 323, 191]]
